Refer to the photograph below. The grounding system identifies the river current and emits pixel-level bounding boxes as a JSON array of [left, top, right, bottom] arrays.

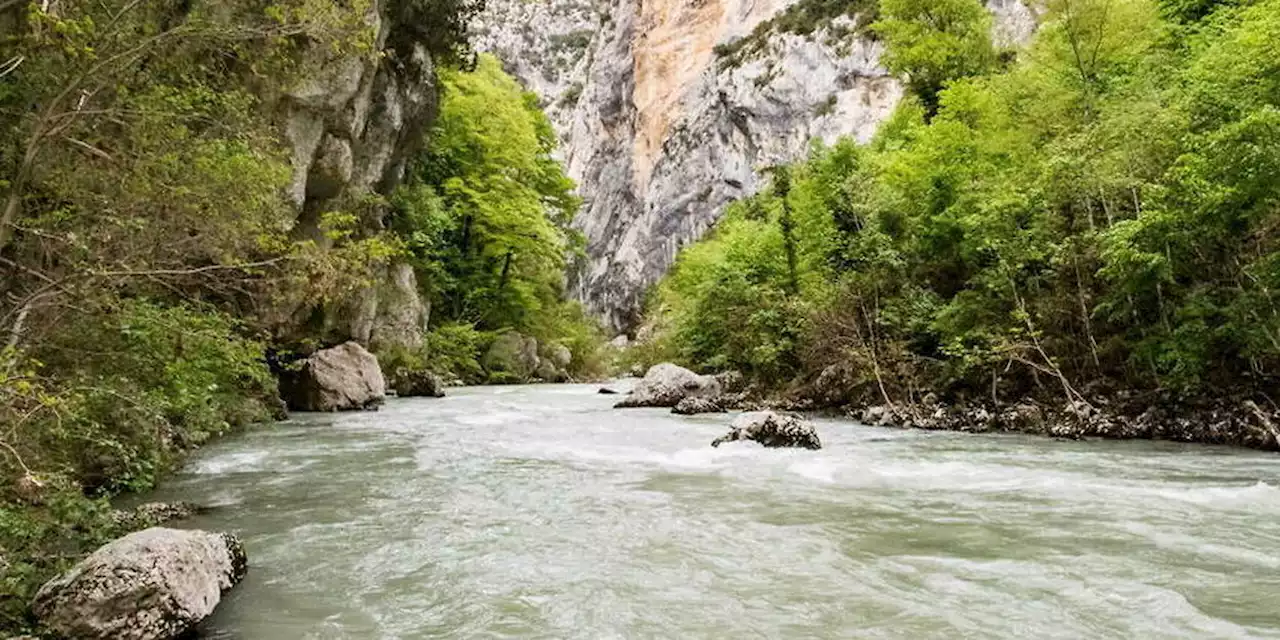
[[146, 383, 1280, 639]]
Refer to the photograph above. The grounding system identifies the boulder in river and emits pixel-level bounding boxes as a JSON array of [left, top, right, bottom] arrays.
[[671, 396, 726, 415], [391, 369, 446, 398], [33, 527, 247, 640], [282, 342, 385, 412], [711, 411, 822, 450], [598, 387, 620, 395], [615, 363, 721, 408]]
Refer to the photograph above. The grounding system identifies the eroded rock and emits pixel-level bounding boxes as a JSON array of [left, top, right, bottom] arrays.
[[282, 342, 386, 412], [712, 411, 822, 449], [614, 363, 721, 408], [33, 528, 247, 640]]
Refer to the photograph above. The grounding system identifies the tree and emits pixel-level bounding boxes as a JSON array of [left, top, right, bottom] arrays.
[[395, 54, 582, 330], [873, 0, 996, 117]]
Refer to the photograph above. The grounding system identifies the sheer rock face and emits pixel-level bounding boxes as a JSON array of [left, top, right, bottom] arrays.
[[32, 528, 247, 640], [476, 0, 1035, 332], [279, 0, 435, 349]]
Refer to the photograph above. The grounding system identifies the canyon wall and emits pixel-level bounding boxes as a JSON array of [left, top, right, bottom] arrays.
[[279, 0, 437, 350], [475, 0, 1036, 332]]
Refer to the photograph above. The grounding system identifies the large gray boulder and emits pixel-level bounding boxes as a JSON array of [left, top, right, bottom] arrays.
[[615, 363, 721, 408], [33, 528, 248, 640], [284, 342, 386, 411], [483, 332, 542, 382], [712, 411, 823, 450]]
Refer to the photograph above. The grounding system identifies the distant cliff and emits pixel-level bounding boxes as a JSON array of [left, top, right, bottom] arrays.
[[474, 0, 1036, 332]]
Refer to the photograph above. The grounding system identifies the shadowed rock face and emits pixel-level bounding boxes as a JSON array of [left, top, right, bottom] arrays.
[[33, 528, 247, 640], [712, 411, 822, 449], [476, 0, 1036, 332], [270, 0, 435, 349]]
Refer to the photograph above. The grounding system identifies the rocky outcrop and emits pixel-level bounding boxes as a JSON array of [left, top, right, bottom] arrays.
[[477, 0, 1036, 332], [275, 0, 437, 349], [615, 362, 722, 408], [390, 369, 446, 398], [482, 333, 573, 383], [545, 343, 573, 370], [850, 395, 1280, 450], [712, 411, 822, 449], [32, 528, 247, 640], [483, 332, 543, 382], [672, 396, 727, 415], [282, 342, 386, 411]]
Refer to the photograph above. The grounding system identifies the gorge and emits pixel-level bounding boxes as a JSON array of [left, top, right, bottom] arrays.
[[3, 0, 1280, 636], [475, 0, 1035, 332]]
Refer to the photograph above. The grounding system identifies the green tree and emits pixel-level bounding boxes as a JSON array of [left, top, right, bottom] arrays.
[[873, 0, 996, 117], [396, 54, 581, 331]]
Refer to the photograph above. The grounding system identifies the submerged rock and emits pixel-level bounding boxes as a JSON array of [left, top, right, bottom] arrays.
[[712, 411, 822, 450], [282, 342, 386, 412], [671, 396, 726, 415], [614, 363, 721, 408], [33, 528, 247, 640]]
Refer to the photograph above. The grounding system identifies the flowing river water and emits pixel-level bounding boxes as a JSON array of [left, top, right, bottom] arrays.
[[146, 383, 1280, 639]]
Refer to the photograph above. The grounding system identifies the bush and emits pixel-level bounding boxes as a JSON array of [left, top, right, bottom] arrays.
[[0, 300, 277, 632]]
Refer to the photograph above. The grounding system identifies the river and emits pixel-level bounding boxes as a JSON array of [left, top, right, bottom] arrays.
[[145, 383, 1280, 639]]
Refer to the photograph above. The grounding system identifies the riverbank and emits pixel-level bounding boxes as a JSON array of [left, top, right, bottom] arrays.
[[758, 386, 1280, 452]]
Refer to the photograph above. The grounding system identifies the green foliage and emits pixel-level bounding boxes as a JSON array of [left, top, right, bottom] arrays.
[[873, 0, 995, 116], [0, 488, 122, 631], [391, 0, 487, 64], [0, 0, 483, 630], [653, 0, 1280, 400], [390, 54, 604, 382], [426, 323, 489, 383]]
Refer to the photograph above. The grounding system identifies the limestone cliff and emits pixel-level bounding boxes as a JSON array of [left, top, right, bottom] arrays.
[[475, 0, 1036, 332], [279, 0, 435, 350]]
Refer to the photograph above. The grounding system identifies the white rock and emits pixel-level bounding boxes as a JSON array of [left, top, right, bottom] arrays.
[[33, 528, 247, 640]]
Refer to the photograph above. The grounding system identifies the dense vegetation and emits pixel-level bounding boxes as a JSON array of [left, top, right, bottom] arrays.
[[0, 1, 595, 630], [386, 54, 604, 383], [648, 0, 1280, 411]]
